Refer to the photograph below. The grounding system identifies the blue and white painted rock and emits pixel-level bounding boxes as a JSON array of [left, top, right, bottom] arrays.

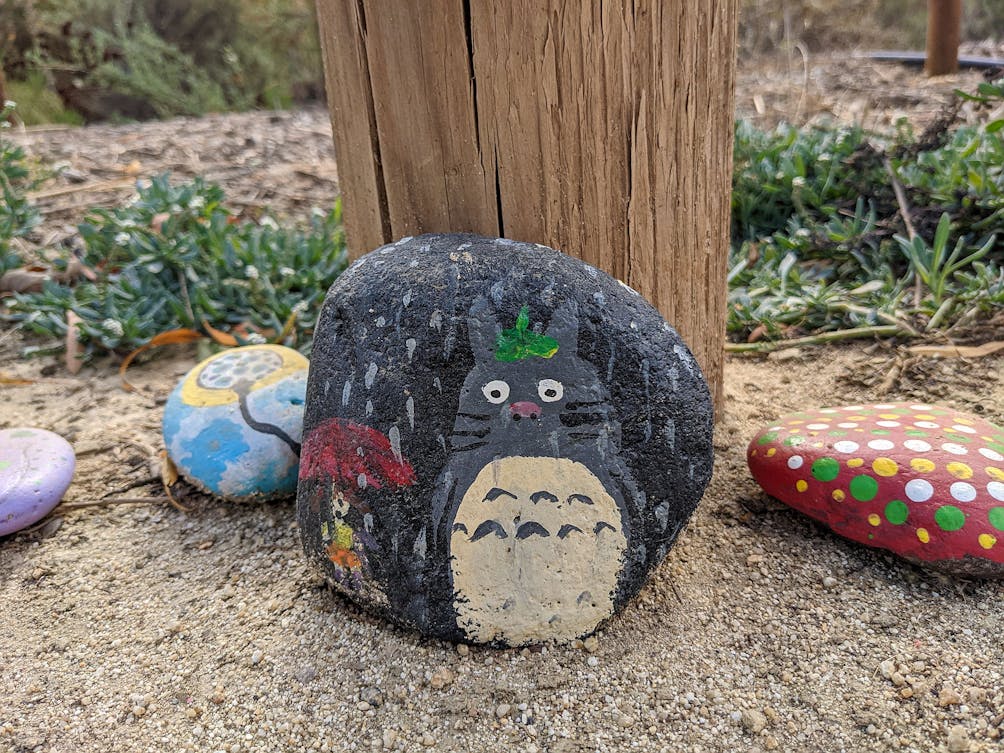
[[0, 427, 75, 535], [163, 345, 308, 501], [748, 402, 1004, 577], [297, 234, 714, 646]]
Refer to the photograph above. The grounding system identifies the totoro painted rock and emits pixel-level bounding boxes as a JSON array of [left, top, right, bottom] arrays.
[[0, 427, 75, 535], [748, 402, 1004, 577], [297, 233, 713, 646], [163, 344, 308, 501]]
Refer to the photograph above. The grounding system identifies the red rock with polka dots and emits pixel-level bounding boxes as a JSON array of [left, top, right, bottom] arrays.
[[747, 403, 1004, 577]]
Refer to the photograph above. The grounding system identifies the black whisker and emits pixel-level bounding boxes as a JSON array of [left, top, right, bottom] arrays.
[[471, 520, 508, 541], [450, 440, 490, 452], [568, 493, 594, 505], [515, 521, 550, 539], [452, 427, 490, 437], [458, 412, 491, 420], [557, 523, 583, 538], [560, 412, 608, 428], [565, 401, 607, 410], [530, 491, 558, 504], [484, 487, 518, 502]]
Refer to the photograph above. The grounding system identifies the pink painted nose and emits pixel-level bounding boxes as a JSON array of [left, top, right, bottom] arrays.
[[510, 401, 542, 420]]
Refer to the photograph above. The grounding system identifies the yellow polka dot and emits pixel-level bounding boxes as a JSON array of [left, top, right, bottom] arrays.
[[872, 458, 898, 477], [910, 458, 935, 473], [848, 415, 868, 421], [766, 448, 777, 457], [916, 528, 930, 544], [878, 413, 899, 420], [832, 489, 845, 502], [796, 480, 808, 492], [788, 419, 804, 425], [979, 533, 997, 550], [847, 458, 864, 468], [981, 435, 994, 442], [955, 417, 974, 425], [987, 467, 1004, 481], [812, 442, 824, 448], [946, 462, 973, 480], [751, 449, 758, 457], [867, 514, 881, 526], [914, 414, 936, 420]]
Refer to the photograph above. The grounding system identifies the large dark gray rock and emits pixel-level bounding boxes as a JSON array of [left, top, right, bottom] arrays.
[[297, 234, 712, 645]]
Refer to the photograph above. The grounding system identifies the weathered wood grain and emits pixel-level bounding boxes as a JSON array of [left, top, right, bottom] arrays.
[[315, 0, 738, 406]]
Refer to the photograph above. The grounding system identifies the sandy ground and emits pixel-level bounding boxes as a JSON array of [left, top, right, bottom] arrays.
[[3, 54, 1004, 753]]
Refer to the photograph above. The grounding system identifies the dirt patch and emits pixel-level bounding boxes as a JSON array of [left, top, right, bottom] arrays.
[[3, 55, 1004, 753]]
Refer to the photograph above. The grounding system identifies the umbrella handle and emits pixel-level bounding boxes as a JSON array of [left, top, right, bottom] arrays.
[[238, 393, 302, 456]]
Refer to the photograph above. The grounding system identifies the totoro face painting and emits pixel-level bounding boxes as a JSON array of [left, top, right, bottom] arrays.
[[296, 233, 714, 646]]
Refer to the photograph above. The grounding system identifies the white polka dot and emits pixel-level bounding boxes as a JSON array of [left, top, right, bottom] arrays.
[[837, 422, 858, 429], [768, 426, 782, 431], [914, 421, 940, 429], [819, 409, 837, 414], [833, 441, 859, 454], [876, 420, 901, 428], [979, 447, 1004, 462], [950, 424, 976, 434], [988, 481, 1004, 501], [806, 423, 829, 430], [905, 479, 934, 502], [942, 443, 968, 456], [909, 404, 932, 410], [950, 482, 977, 503], [843, 406, 864, 411], [787, 455, 804, 470], [903, 439, 932, 452], [874, 404, 896, 409], [867, 439, 895, 451]]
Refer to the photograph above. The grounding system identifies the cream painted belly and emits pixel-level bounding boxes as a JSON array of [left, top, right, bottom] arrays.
[[449, 456, 627, 644]]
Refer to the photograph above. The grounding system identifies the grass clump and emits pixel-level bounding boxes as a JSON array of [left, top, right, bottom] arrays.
[[729, 78, 1004, 348], [0, 101, 38, 275], [5, 175, 347, 359]]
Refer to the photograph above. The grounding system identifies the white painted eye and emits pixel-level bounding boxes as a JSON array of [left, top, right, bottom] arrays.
[[537, 379, 564, 402], [482, 380, 510, 404]]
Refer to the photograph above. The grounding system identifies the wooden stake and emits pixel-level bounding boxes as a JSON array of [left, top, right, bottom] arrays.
[[314, 1, 738, 408], [925, 0, 961, 76]]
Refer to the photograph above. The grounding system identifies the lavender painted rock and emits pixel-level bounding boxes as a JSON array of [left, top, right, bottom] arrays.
[[0, 427, 75, 535], [163, 345, 308, 501], [297, 233, 714, 646], [748, 402, 1004, 577]]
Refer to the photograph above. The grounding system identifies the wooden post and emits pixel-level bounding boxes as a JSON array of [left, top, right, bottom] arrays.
[[315, 1, 738, 407], [926, 0, 961, 76]]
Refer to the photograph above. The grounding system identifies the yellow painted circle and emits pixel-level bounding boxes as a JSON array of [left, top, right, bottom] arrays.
[[913, 414, 936, 420], [955, 418, 974, 425], [987, 467, 1004, 481], [878, 413, 899, 420], [916, 528, 930, 544], [766, 448, 777, 457], [867, 513, 881, 526], [179, 344, 308, 407], [832, 489, 846, 502], [946, 462, 973, 480], [872, 458, 898, 477], [796, 480, 809, 492], [910, 458, 936, 473], [978, 533, 997, 550], [847, 458, 864, 468]]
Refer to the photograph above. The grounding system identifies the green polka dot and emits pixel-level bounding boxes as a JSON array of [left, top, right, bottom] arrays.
[[870, 429, 890, 435], [783, 435, 806, 447], [0, 460, 9, 472], [905, 430, 928, 437], [811, 457, 841, 482], [989, 507, 1004, 532], [849, 475, 878, 502], [946, 433, 972, 443], [934, 505, 966, 531], [884, 500, 909, 525], [758, 432, 779, 446], [988, 442, 1004, 454], [827, 430, 847, 437]]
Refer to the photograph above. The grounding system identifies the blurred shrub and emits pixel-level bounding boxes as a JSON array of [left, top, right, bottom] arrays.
[[0, 0, 323, 122]]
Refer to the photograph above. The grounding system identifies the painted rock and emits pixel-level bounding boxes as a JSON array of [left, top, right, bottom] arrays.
[[748, 402, 1004, 577], [0, 427, 75, 535], [297, 233, 713, 646], [163, 344, 308, 501]]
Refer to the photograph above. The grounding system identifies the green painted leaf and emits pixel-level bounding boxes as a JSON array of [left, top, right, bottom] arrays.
[[494, 305, 560, 362]]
